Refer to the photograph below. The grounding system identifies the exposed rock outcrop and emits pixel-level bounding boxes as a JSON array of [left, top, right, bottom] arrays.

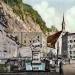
[[0, 1, 42, 33]]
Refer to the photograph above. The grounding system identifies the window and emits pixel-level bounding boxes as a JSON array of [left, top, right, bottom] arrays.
[[38, 40, 39, 42], [33, 58, 39, 60], [73, 56, 75, 58], [15, 36, 18, 41], [70, 51, 72, 54], [73, 51, 75, 54], [74, 40, 75, 42], [68, 41, 69, 43], [70, 40, 73, 43], [8, 41, 9, 43], [69, 45, 71, 49], [70, 56, 72, 59], [33, 54, 38, 56], [73, 36, 75, 38], [0, 30, 2, 32], [73, 45, 75, 48], [24, 45, 26, 46], [37, 36, 39, 38], [4, 50, 7, 52], [30, 40, 31, 43], [24, 40, 26, 43], [33, 40, 35, 43], [33, 67, 38, 70], [33, 53, 38, 55]]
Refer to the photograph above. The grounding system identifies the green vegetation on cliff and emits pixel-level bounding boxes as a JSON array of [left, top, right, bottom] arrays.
[[3, 0, 57, 33]]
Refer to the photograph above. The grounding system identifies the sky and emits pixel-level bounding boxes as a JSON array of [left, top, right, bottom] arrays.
[[22, 0, 75, 32]]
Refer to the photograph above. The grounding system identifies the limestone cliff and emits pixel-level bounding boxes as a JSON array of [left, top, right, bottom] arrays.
[[0, 0, 42, 33]]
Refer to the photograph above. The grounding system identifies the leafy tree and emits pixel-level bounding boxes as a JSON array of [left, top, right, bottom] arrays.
[[51, 25, 58, 32]]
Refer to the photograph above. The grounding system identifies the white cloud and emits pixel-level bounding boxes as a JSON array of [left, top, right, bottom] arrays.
[[22, 0, 75, 32], [33, 1, 61, 30], [65, 6, 75, 32], [22, 0, 62, 30]]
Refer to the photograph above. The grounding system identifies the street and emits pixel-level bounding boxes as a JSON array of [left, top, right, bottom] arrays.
[[63, 64, 75, 75], [0, 72, 60, 75], [0, 64, 75, 75]]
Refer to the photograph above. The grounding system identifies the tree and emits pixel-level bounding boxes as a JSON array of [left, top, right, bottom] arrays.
[[51, 25, 58, 32]]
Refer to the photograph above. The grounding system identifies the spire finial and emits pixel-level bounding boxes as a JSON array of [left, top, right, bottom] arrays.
[[62, 13, 65, 32]]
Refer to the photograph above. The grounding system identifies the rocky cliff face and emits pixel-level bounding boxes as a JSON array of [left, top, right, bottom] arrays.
[[0, 0, 42, 33], [0, 0, 47, 53]]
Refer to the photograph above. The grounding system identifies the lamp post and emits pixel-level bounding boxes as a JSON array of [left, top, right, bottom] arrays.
[[69, 46, 71, 64], [57, 41, 59, 65]]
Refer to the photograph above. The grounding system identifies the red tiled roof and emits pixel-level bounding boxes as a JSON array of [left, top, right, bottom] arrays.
[[47, 31, 62, 48]]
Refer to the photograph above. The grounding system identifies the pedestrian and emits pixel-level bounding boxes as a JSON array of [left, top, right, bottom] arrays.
[[59, 60, 64, 75], [68, 58, 70, 64]]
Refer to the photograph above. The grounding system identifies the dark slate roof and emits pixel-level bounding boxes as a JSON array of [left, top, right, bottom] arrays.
[[68, 33, 75, 36], [47, 31, 62, 48]]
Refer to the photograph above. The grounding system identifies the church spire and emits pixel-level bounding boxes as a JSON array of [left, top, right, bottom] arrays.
[[62, 14, 65, 32]]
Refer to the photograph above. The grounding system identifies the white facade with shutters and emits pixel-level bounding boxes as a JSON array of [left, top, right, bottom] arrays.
[[68, 33, 75, 59]]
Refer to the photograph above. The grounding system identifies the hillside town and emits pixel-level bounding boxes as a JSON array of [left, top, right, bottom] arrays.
[[0, 0, 75, 75]]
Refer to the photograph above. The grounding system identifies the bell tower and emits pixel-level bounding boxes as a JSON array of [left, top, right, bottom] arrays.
[[61, 14, 68, 58]]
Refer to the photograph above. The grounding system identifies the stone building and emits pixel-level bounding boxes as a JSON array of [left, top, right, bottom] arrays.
[[47, 31, 62, 55], [10, 32, 42, 47], [47, 15, 66, 57], [67, 33, 75, 59], [61, 32, 75, 61]]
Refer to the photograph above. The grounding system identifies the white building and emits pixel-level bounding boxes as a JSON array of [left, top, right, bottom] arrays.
[[47, 15, 66, 57], [67, 33, 75, 59], [32, 42, 41, 64], [10, 32, 42, 47], [47, 31, 62, 56], [19, 47, 32, 58]]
